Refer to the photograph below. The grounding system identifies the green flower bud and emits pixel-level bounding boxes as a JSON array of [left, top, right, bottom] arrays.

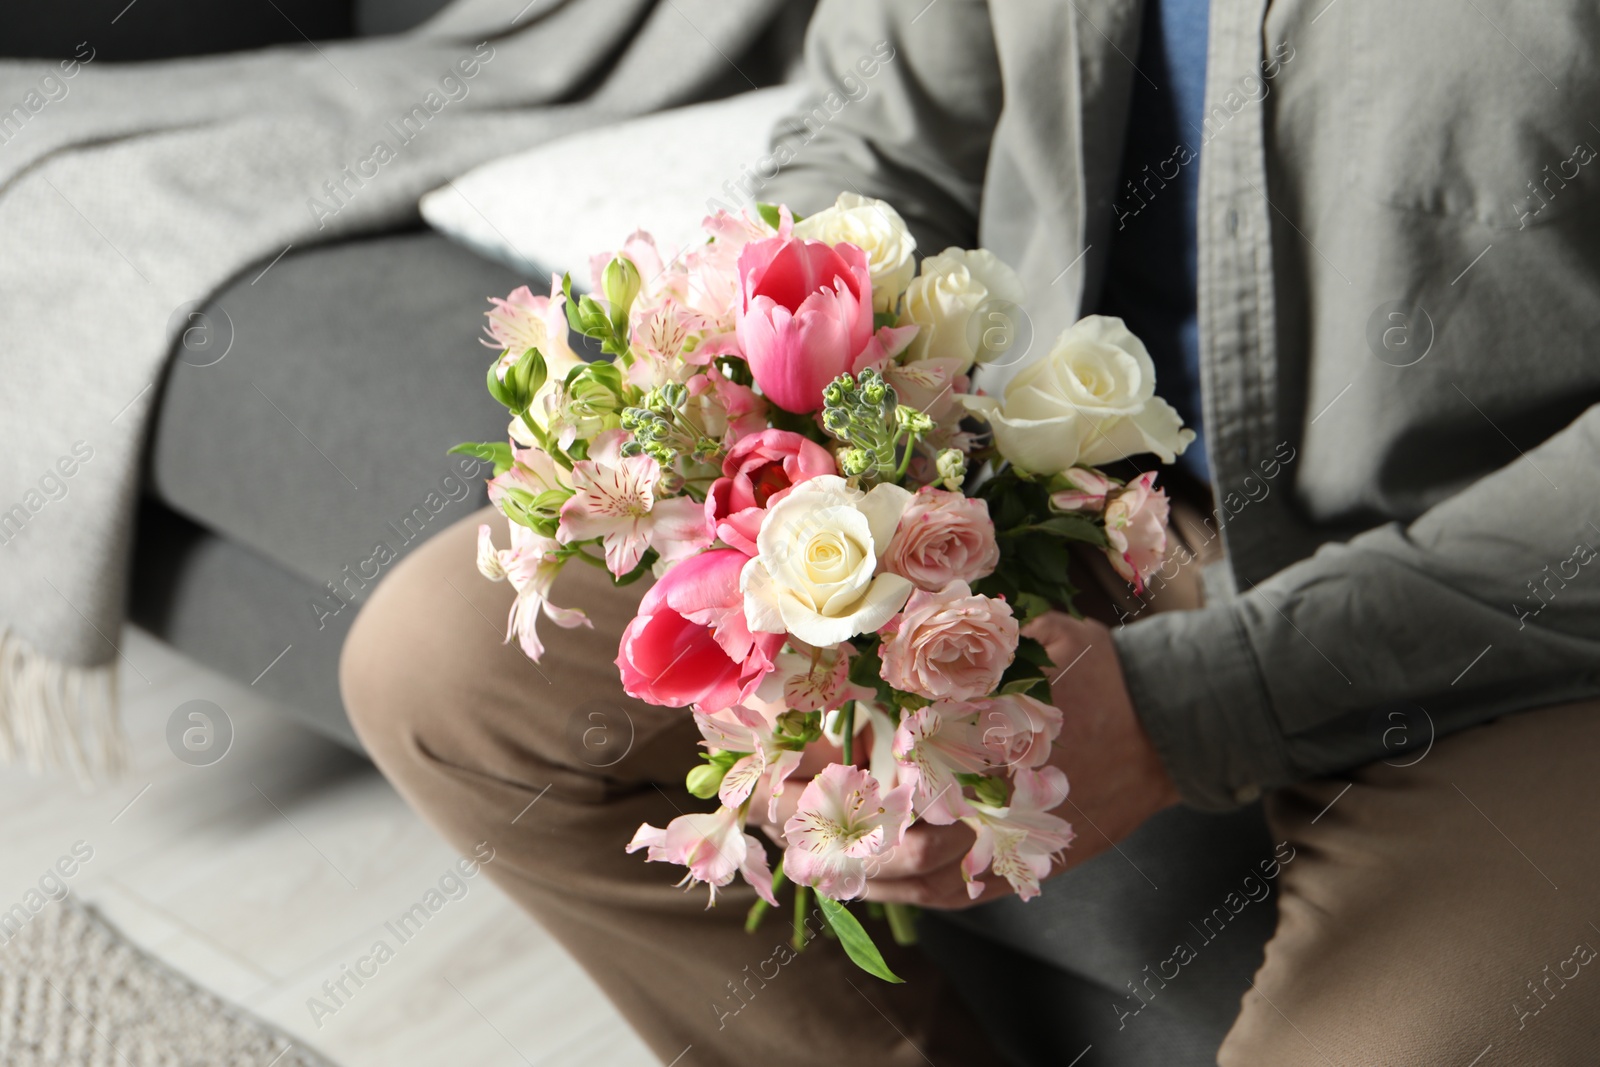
[[491, 347, 548, 413], [601, 256, 642, 320], [685, 763, 726, 800], [577, 294, 610, 336], [839, 447, 872, 477], [896, 406, 934, 434]]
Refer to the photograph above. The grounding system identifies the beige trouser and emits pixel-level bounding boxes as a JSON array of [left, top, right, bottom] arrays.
[[340, 507, 1600, 1066]]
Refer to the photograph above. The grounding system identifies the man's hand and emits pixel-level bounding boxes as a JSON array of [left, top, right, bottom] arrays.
[[754, 612, 1181, 909]]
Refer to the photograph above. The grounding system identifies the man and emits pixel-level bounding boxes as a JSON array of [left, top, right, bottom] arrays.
[[341, 1, 1600, 1064]]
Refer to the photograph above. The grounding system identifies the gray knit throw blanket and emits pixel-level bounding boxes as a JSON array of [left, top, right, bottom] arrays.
[[0, 0, 782, 780]]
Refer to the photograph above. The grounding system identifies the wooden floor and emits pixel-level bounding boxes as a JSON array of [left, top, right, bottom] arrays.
[[0, 627, 654, 1067]]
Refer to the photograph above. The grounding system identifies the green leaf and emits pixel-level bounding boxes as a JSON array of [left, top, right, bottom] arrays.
[[1000, 676, 1048, 697], [756, 202, 792, 230], [611, 548, 658, 586], [561, 273, 585, 334], [448, 441, 513, 476], [1000, 514, 1109, 546], [1014, 635, 1054, 669], [815, 894, 903, 983], [1010, 590, 1053, 623], [486, 357, 517, 410]]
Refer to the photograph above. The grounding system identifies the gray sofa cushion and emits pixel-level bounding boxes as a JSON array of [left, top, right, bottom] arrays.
[[130, 500, 363, 748], [148, 229, 534, 602], [141, 229, 539, 745]]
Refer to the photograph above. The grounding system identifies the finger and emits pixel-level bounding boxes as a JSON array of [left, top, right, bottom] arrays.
[[863, 822, 974, 880], [861, 858, 1017, 911]]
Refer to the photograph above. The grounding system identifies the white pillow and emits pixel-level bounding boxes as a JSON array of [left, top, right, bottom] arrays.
[[421, 84, 809, 284]]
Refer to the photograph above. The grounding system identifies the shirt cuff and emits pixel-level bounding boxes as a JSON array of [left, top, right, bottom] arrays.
[[1110, 603, 1294, 811]]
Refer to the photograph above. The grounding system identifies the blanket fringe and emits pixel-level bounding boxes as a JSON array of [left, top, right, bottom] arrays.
[[0, 629, 125, 785]]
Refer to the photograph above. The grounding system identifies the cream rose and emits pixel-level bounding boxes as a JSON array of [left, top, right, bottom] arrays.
[[741, 475, 915, 647], [963, 315, 1195, 474], [794, 192, 917, 314], [902, 247, 1025, 372]]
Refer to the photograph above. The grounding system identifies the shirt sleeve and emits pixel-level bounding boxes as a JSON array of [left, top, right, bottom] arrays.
[[1114, 404, 1600, 810], [759, 0, 1002, 255]]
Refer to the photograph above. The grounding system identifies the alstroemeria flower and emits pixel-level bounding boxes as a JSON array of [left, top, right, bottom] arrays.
[[891, 705, 988, 825], [969, 693, 1063, 771], [755, 642, 872, 715], [782, 763, 914, 900], [484, 280, 584, 444], [685, 364, 769, 448], [627, 806, 777, 907], [691, 705, 806, 822], [476, 523, 590, 662], [960, 766, 1075, 902], [558, 430, 710, 577]]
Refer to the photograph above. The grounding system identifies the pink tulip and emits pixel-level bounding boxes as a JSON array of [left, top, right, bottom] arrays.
[[734, 236, 875, 413], [705, 428, 836, 555], [616, 549, 781, 713]]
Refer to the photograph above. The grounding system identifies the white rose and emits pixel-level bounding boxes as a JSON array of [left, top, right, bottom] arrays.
[[794, 192, 917, 314], [963, 315, 1195, 474], [902, 248, 1025, 372], [741, 475, 915, 647]]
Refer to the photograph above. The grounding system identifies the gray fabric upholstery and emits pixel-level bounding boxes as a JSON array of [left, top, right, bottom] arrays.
[[922, 803, 1275, 1065], [129, 501, 361, 749], [148, 230, 531, 594], [137, 230, 538, 743]]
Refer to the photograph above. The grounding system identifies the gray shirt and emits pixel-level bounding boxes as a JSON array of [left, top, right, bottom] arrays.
[[763, 0, 1600, 809]]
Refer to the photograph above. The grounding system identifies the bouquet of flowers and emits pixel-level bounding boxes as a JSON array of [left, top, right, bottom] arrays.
[[458, 193, 1194, 981]]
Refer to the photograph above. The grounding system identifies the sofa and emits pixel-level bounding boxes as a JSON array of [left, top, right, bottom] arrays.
[[14, 7, 1271, 1064], [6, 0, 806, 750]]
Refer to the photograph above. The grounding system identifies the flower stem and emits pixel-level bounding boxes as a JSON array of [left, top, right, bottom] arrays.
[[884, 902, 919, 946], [565, 546, 609, 569], [792, 882, 809, 952], [891, 430, 918, 483], [839, 700, 856, 766]]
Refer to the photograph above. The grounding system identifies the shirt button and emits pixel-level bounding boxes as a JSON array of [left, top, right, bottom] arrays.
[[1233, 783, 1262, 804]]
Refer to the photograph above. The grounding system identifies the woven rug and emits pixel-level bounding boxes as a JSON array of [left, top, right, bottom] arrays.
[[0, 895, 335, 1067]]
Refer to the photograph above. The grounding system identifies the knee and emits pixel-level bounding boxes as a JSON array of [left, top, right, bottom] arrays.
[[338, 512, 497, 769], [338, 508, 657, 786]]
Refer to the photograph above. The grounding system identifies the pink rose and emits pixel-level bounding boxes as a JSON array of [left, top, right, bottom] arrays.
[[879, 581, 1019, 703], [616, 549, 782, 713], [883, 487, 1001, 592], [705, 429, 836, 555], [734, 236, 875, 413], [1103, 471, 1170, 593], [1048, 467, 1114, 513]]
